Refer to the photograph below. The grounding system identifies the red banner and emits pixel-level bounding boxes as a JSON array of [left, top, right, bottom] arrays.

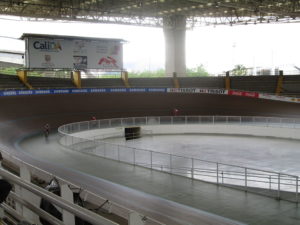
[[228, 90, 259, 98]]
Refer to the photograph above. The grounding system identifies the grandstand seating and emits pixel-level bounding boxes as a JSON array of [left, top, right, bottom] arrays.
[[0, 74, 26, 90], [230, 75, 277, 93], [81, 78, 125, 88], [178, 77, 225, 89], [282, 75, 300, 97], [2, 72, 300, 97], [28, 76, 75, 89], [128, 77, 173, 88]]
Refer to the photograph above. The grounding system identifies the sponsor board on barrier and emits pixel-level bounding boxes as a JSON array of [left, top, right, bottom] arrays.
[[228, 90, 259, 98], [0, 88, 167, 97], [167, 88, 227, 95], [207, 89, 227, 94], [34, 90, 52, 95], [1, 88, 300, 104], [90, 88, 106, 93], [1, 91, 18, 96], [128, 88, 147, 92], [259, 93, 300, 102], [167, 88, 198, 93], [110, 88, 127, 92], [147, 88, 166, 92], [53, 89, 70, 94], [71, 89, 88, 93]]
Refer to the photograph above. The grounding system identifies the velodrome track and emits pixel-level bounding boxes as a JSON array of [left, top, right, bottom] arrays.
[[1, 92, 300, 225]]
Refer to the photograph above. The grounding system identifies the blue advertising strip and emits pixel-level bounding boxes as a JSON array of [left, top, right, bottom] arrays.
[[0, 88, 167, 97], [2, 87, 299, 103]]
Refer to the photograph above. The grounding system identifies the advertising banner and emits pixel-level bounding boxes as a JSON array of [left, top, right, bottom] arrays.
[[0, 88, 167, 97], [26, 36, 123, 70], [27, 38, 72, 69], [259, 93, 300, 102], [1, 87, 300, 104], [167, 88, 227, 95], [228, 90, 259, 98]]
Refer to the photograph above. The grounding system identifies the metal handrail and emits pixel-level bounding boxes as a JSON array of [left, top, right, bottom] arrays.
[[0, 145, 165, 225], [58, 116, 300, 202], [8, 192, 64, 225], [0, 168, 118, 225], [59, 116, 300, 134]]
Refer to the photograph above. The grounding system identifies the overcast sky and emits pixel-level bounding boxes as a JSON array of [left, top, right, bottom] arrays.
[[0, 16, 299, 74]]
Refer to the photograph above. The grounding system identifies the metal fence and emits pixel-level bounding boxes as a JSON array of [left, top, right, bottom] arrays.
[[58, 116, 300, 203], [0, 145, 165, 225]]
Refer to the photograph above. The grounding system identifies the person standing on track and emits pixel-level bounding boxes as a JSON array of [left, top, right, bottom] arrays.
[[44, 123, 50, 138], [172, 108, 179, 116]]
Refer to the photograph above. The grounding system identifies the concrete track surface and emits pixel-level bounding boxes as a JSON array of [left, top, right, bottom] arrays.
[[1, 93, 300, 225]]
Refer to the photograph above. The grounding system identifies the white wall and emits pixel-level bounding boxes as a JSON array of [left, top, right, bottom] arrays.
[[71, 124, 300, 140], [141, 124, 300, 140]]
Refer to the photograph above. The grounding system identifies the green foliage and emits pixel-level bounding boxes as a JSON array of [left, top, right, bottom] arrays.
[[231, 64, 247, 76], [99, 74, 122, 78], [186, 65, 210, 77], [0, 67, 18, 75], [0, 65, 211, 78], [128, 65, 210, 78], [128, 69, 165, 78], [0, 66, 43, 76], [27, 71, 44, 77], [0, 67, 69, 77]]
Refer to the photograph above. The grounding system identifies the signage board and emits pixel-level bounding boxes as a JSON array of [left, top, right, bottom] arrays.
[[23, 34, 123, 70]]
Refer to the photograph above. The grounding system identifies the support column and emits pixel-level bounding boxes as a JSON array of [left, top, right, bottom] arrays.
[[121, 71, 130, 88], [173, 72, 180, 88], [275, 70, 284, 95], [17, 70, 33, 89], [72, 71, 81, 88], [225, 71, 231, 90], [163, 15, 186, 77]]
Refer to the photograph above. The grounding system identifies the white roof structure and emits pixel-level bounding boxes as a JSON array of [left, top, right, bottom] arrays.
[[0, 50, 24, 67]]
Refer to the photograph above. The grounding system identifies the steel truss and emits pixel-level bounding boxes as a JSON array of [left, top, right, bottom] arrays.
[[0, 0, 299, 27]]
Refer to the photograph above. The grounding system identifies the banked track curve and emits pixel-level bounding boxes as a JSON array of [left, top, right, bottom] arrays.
[[1, 92, 300, 225]]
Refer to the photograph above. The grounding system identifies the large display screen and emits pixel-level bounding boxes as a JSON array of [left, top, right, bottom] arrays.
[[25, 36, 123, 70]]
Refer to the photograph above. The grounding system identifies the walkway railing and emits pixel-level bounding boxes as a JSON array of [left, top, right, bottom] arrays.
[[0, 145, 165, 225], [58, 116, 300, 203]]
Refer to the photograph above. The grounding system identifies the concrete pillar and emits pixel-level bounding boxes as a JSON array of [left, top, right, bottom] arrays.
[[163, 15, 186, 77]]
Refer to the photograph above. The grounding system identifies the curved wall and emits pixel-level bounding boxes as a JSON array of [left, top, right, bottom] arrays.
[[1, 92, 300, 225], [1, 92, 300, 147]]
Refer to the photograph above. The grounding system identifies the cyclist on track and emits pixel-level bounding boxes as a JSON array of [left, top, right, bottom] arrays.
[[44, 123, 50, 138]]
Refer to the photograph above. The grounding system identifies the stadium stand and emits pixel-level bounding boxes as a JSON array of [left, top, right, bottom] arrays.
[[0, 74, 26, 90], [230, 75, 277, 93], [178, 77, 225, 89], [81, 78, 125, 88], [282, 75, 300, 97], [2, 73, 300, 98], [128, 77, 173, 88], [28, 76, 75, 89]]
